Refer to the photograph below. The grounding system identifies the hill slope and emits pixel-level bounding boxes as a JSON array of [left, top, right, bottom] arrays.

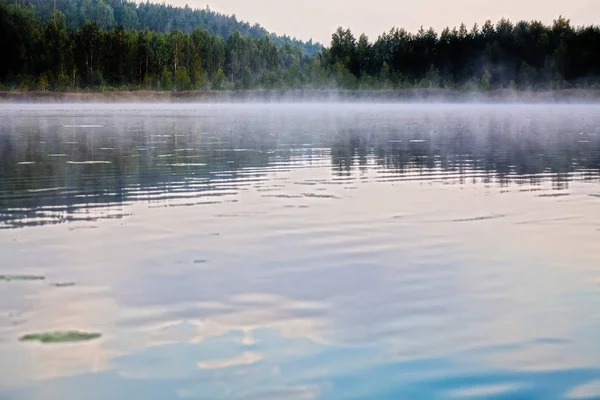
[[12, 0, 321, 55]]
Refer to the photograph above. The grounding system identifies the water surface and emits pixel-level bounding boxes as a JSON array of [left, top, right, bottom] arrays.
[[1, 103, 600, 399]]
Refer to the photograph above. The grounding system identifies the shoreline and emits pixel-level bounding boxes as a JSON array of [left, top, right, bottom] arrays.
[[1, 89, 600, 103]]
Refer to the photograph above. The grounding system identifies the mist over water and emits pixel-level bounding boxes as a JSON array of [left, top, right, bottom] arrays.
[[1, 103, 600, 399]]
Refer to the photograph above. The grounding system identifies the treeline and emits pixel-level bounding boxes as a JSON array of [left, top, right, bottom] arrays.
[[1, 0, 599, 91], [0, 3, 320, 91], [11, 0, 321, 56], [324, 18, 600, 90]]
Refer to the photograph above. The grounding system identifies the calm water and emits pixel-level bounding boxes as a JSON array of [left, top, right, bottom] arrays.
[[1, 103, 600, 399]]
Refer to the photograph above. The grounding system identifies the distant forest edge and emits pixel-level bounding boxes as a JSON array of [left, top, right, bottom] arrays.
[[1, 0, 599, 93], [3, 90, 600, 104], [12, 0, 322, 54]]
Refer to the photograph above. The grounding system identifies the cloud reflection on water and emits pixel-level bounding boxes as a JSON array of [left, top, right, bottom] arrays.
[[1, 104, 600, 399]]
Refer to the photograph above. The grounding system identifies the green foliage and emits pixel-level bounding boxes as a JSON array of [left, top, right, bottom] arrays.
[[160, 67, 173, 91], [0, 2, 316, 91], [54, 73, 72, 91], [283, 60, 304, 88], [19, 76, 34, 91], [333, 62, 357, 89], [379, 62, 390, 81], [211, 68, 227, 90], [0, 2, 599, 91], [191, 54, 207, 88], [460, 79, 479, 92], [424, 65, 441, 88], [259, 71, 282, 89], [193, 70, 208, 90], [20, 331, 101, 343], [358, 75, 377, 90], [38, 74, 49, 91], [142, 74, 154, 90], [240, 66, 253, 89], [174, 67, 191, 91], [305, 58, 327, 88], [518, 61, 537, 89], [14, 0, 322, 56], [480, 70, 492, 91], [322, 18, 600, 90], [330, 27, 357, 75]]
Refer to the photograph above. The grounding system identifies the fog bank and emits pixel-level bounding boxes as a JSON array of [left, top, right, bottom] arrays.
[[2, 89, 600, 104]]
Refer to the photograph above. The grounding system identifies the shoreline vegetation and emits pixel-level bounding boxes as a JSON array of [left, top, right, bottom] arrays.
[[20, 331, 102, 343], [2, 89, 600, 103], [1, 1, 599, 97]]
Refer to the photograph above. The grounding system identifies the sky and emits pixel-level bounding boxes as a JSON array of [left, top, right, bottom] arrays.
[[152, 0, 598, 44]]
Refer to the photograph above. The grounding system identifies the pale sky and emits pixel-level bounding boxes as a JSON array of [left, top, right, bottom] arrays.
[[155, 0, 598, 44]]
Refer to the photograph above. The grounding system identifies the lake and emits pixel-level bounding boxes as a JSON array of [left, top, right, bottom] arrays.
[[1, 103, 600, 399]]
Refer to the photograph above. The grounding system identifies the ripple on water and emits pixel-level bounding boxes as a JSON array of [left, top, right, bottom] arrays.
[[1, 104, 600, 399]]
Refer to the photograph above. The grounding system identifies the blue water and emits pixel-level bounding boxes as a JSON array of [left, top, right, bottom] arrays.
[[1, 103, 600, 399]]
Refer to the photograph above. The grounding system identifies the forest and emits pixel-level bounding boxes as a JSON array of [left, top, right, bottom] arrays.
[[1, 0, 600, 92], [15, 0, 322, 55]]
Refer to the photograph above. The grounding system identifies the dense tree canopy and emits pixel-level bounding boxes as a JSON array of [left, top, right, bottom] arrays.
[[0, 0, 599, 91], [0, 2, 317, 90], [323, 19, 600, 90], [9, 0, 321, 56]]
